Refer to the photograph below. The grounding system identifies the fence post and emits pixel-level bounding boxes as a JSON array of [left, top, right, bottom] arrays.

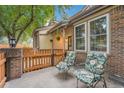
[[51, 49, 54, 66]]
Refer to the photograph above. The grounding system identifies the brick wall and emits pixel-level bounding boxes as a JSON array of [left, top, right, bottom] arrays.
[[108, 6, 124, 77], [0, 48, 22, 81], [65, 25, 74, 50], [75, 52, 87, 65]]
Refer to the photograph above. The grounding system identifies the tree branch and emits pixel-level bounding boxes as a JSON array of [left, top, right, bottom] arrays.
[[16, 5, 34, 45], [0, 20, 11, 36], [12, 13, 24, 33]]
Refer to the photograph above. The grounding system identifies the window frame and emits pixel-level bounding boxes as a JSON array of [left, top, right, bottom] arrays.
[[88, 14, 110, 54], [74, 22, 87, 52]]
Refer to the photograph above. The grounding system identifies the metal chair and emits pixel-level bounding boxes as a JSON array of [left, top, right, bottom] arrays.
[[74, 52, 107, 88], [56, 51, 76, 79]]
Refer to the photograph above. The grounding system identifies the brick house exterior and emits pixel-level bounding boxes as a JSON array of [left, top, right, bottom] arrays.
[[33, 5, 124, 82], [108, 6, 124, 79]]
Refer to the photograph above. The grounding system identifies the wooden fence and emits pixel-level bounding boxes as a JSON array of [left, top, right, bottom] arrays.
[[53, 49, 65, 65], [23, 48, 65, 73], [0, 52, 6, 88]]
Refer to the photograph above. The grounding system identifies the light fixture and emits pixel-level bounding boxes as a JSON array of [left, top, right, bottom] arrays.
[[65, 38, 68, 42], [9, 38, 16, 48]]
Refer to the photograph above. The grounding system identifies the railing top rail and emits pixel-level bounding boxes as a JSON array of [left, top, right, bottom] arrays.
[[23, 48, 64, 57]]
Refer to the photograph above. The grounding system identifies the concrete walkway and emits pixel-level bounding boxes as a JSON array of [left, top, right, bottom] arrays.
[[4, 67, 124, 88]]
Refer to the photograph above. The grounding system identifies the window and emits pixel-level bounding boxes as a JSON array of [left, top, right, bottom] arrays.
[[88, 14, 109, 53], [74, 23, 86, 51]]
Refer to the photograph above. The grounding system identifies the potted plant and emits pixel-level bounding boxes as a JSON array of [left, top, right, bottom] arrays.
[[50, 39, 53, 42], [56, 36, 60, 41]]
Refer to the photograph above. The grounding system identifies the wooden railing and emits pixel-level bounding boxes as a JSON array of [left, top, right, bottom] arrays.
[[53, 49, 65, 65], [0, 52, 6, 88], [23, 48, 64, 73]]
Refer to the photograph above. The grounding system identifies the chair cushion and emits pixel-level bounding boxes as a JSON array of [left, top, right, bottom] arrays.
[[66, 51, 75, 66], [56, 62, 69, 72], [85, 52, 107, 75], [85, 59, 104, 75], [67, 56, 75, 66], [68, 51, 75, 57], [56, 51, 75, 72], [74, 69, 101, 84]]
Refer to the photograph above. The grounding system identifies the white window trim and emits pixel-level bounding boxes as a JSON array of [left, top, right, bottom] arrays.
[[88, 14, 110, 54], [74, 22, 87, 52]]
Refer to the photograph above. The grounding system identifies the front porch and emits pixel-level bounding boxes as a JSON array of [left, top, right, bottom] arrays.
[[4, 67, 124, 88]]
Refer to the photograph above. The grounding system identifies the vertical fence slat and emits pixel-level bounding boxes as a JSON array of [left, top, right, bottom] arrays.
[[0, 52, 6, 88]]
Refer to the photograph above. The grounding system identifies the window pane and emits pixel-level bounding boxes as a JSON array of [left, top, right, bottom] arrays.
[[90, 16, 107, 52], [76, 38, 85, 50], [75, 24, 85, 50], [76, 24, 85, 37]]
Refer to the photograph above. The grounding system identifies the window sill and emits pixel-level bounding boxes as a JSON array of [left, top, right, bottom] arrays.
[[75, 50, 87, 53]]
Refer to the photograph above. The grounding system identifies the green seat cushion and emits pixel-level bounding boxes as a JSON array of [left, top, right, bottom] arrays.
[[74, 69, 101, 84], [56, 51, 76, 72], [85, 52, 107, 75], [56, 62, 69, 72]]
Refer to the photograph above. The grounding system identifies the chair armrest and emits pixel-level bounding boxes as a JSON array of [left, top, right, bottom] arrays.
[[79, 63, 85, 66]]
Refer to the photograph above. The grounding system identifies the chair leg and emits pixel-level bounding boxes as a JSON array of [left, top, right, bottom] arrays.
[[103, 77, 107, 88], [92, 77, 107, 88], [92, 80, 100, 88], [87, 85, 90, 88], [77, 79, 78, 88]]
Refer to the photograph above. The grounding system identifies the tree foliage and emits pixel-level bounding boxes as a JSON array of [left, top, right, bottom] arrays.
[[0, 5, 71, 47]]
